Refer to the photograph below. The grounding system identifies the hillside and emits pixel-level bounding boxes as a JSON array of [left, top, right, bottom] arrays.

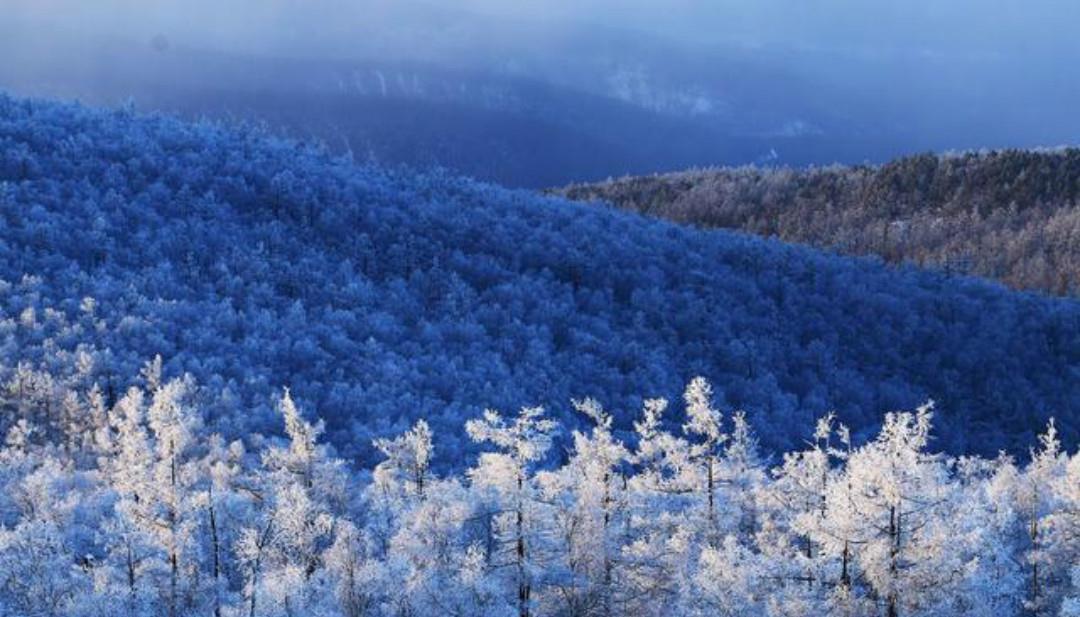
[[0, 94, 1078, 465], [556, 150, 1080, 295]]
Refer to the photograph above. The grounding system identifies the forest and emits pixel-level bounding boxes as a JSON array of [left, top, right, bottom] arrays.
[[4, 1, 1080, 614], [0, 369, 1078, 616], [557, 149, 1080, 296], [0, 94, 1077, 469], [0, 94, 1078, 616]]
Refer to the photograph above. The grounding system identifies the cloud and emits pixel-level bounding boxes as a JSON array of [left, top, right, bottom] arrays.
[[9, 0, 1080, 63], [6, 0, 1080, 157]]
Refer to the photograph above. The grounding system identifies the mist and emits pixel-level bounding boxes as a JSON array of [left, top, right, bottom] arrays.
[[4, 0, 1080, 186]]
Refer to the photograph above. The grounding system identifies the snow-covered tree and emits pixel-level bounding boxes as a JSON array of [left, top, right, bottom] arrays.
[[687, 535, 764, 617], [616, 396, 697, 616], [829, 403, 970, 617], [373, 419, 433, 500], [538, 397, 629, 616], [724, 409, 765, 537], [145, 375, 204, 617], [467, 405, 557, 617], [0, 349, 1074, 617], [763, 413, 839, 609], [1062, 566, 1080, 617], [1044, 439, 1080, 616], [1020, 420, 1071, 615], [0, 519, 85, 616], [240, 389, 346, 617], [682, 377, 728, 546]]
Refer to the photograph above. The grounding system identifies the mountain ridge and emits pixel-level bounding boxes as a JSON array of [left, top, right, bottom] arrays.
[[555, 148, 1080, 296], [0, 93, 1076, 465]]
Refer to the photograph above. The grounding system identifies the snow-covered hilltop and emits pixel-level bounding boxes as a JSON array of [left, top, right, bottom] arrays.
[[0, 94, 1077, 463], [556, 149, 1080, 297], [0, 89, 1078, 617]]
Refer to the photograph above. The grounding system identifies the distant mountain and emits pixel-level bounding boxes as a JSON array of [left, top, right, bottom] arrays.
[[556, 149, 1080, 296], [0, 30, 762, 187], [0, 94, 1076, 465], [7, 16, 1056, 188]]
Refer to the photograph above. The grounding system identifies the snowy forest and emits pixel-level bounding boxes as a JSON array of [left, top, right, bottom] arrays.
[[1, 368, 1078, 617], [0, 95, 1076, 465], [0, 92, 1078, 617], [5, 0, 1080, 614], [558, 150, 1080, 296]]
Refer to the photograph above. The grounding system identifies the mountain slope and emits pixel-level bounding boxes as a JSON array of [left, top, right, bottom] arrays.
[[0, 94, 1077, 463], [556, 150, 1080, 296]]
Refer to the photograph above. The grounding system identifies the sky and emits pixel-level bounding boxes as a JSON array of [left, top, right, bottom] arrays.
[[10, 0, 1080, 60], [5, 0, 1080, 173]]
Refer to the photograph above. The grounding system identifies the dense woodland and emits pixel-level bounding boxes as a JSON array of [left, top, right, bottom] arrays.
[[0, 95, 1077, 466], [0, 369, 1078, 616], [0, 89, 1079, 615], [557, 150, 1080, 296]]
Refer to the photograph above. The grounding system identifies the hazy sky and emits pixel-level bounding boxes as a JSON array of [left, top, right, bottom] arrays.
[[11, 0, 1080, 60], [6, 0, 1080, 169]]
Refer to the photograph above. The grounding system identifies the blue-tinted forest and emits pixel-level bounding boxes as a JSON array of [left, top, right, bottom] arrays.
[[0, 94, 1077, 465]]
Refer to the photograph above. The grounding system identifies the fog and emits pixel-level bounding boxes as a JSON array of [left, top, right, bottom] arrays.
[[12, 1, 1077, 60], [4, 0, 1080, 185]]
